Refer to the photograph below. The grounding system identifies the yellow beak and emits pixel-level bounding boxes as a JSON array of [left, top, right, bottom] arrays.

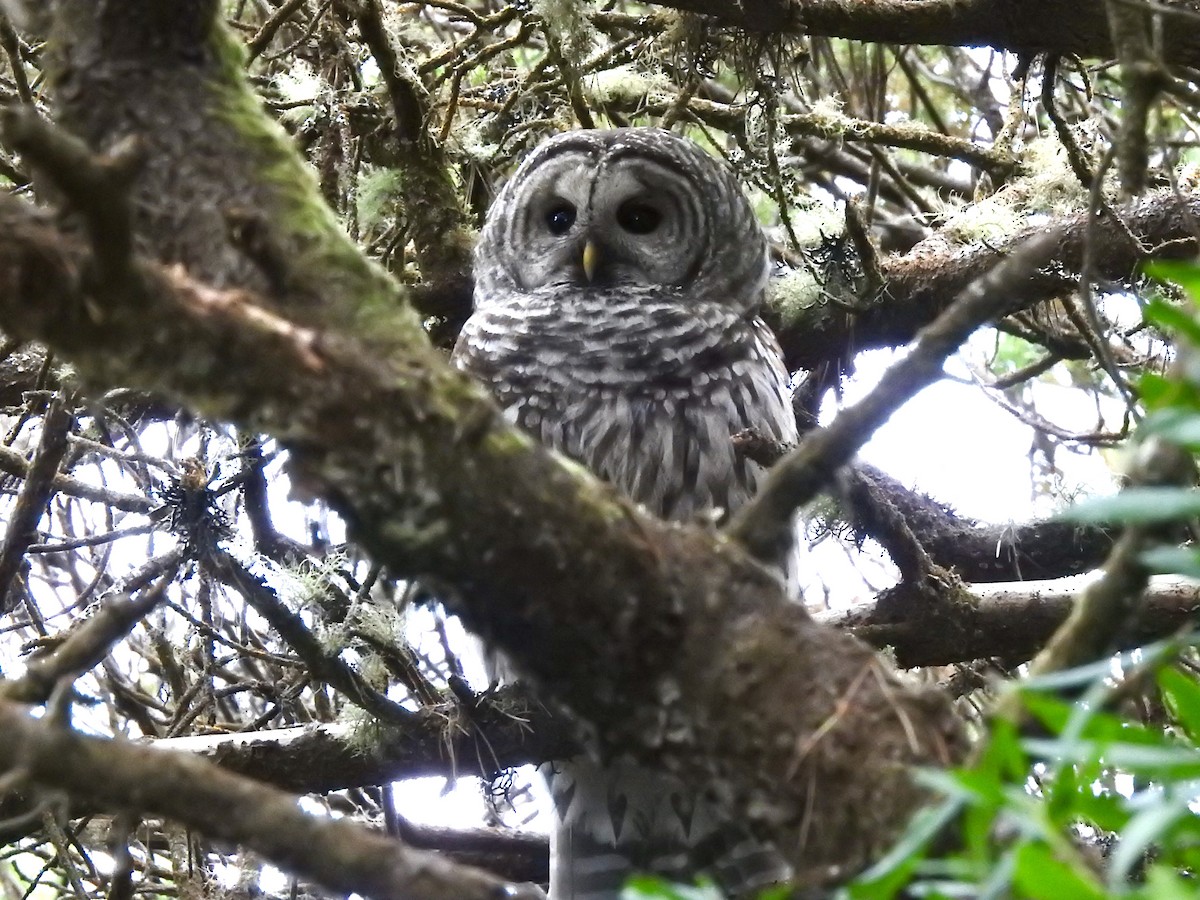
[[582, 240, 599, 283]]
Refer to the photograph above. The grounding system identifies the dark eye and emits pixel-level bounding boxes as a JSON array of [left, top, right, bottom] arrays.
[[616, 201, 662, 234], [544, 202, 576, 235]]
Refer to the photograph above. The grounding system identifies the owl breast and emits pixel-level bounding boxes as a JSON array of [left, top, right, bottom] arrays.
[[454, 284, 795, 521]]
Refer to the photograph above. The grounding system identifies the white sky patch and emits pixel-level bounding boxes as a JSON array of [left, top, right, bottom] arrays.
[[831, 342, 1121, 522]]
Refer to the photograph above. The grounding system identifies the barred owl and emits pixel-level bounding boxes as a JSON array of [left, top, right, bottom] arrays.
[[454, 128, 797, 899]]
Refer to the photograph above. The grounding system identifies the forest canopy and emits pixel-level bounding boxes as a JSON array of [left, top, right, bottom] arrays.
[[0, 0, 1199, 898]]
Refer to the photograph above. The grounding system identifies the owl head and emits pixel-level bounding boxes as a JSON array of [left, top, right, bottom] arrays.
[[473, 128, 769, 313]]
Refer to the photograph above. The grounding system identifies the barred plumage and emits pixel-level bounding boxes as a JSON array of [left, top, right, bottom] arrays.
[[454, 127, 796, 899]]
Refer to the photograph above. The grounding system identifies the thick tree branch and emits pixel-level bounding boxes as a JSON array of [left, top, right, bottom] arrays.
[[149, 686, 576, 792], [729, 229, 1065, 562], [341, 0, 475, 285], [818, 578, 1200, 668], [0, 394, 73, 613], [0, 441, 157, 513], [735, 443, 1115, 583], [774, 190, 1200, 371], [647, 0, 1200, 71], [1106, 0, 1163, 198], [0, 684, 576, 844], [841, 464, 1116, 583]]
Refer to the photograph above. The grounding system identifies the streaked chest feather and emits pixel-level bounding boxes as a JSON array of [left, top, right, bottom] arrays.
[[455, 290, 795, 520]]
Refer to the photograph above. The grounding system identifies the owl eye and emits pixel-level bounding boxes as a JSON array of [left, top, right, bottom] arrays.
[[544, 202, 576, 235], [616, 201, 662, 235]]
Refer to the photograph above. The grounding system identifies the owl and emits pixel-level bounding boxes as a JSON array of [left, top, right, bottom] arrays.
[[454, 128, 797, 899]]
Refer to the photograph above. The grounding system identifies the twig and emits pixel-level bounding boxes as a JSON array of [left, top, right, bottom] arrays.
[[28, 523, 156, 554], [0, 444, 154, 513], [0, 394, 74, 614], [727, 228, 1065, 564], [991, 351, 1063, 389], [246, 0, 310, 62], [1105, 0, 1162, 197], [2, 562, 179, 704], [838, 467, 933, 584], [0, 14, 32, 105], [208, 550, 416, 726], [1041, 55, 1097, 189]]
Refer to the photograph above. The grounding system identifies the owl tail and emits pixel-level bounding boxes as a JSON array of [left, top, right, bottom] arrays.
[[549, 824, 655, 900], [549, 818, 792, 899], [546, 760, 792, 899]]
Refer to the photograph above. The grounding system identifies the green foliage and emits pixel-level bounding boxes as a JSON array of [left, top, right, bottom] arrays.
[[1060, 487, 1200, 525], [847, 646, 1200, 900], [623, 875, 789, 900], [623, 876, 725, 900], [843, 258, 1200, 899]]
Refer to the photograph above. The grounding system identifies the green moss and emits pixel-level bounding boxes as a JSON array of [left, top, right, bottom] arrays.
[[206, 20, 423, 348], [379, 514, 450, 552], [482, 423, 537, 457]]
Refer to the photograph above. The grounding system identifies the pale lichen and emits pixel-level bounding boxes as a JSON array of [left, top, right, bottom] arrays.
[[272, 60, 323, 128], [532, 0, 598, 60], [454, 121, 501, 166], [771, 195, 845, 249], [356, 166, 405, 238], [943, 135, 1104, 246], [768, 267, 824, 321], [359, 653, 390, 691], [583, 65, 672, 107], [349, 598, 402, 646]]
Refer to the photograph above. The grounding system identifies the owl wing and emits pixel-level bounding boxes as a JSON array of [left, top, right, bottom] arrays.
[[451, 285, 796, 897], [454, 300, 798, 898], [542, 314, 796, 898]]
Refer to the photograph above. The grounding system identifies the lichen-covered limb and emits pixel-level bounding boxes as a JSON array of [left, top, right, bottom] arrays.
[[41, 0, 419, 349], [819, 579, 1200, 669], [0, 698, 529, 900], [775, 189, 1200, 371], [0, 192, 960, 881], [0, 684, 575, 862]]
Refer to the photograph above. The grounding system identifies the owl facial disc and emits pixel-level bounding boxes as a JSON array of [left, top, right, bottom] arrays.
[[473, 127, 770, 315]]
